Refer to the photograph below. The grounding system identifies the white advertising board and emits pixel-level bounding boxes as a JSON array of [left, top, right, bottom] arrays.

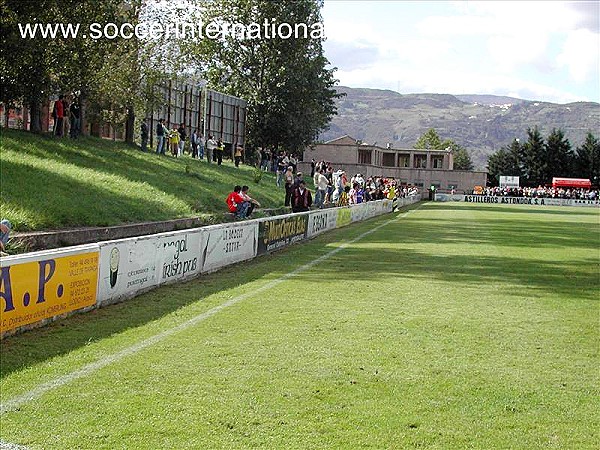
[[97, 236, 159, 305], [365, 201, 379, 219], [460, 195, 599, 207], [156, 229, 203, 284], [307, 209, 337, 238], [499, 176, 520, 188], [435, 193, 464, 202], [201, 222, 258, 273], [351, 203, 368, 222]]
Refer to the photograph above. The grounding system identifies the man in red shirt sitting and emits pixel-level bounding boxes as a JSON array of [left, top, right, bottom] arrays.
[[226, 185, 250, 219]]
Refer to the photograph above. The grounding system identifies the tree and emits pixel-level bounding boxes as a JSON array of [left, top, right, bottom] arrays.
[[544, 128, 574, 179], [186, 0, 341, 154], [487, 139, 522, 185], [414, 128, 473, 170], [521, 126, 546, 186], [0, 0, 130, 132], [575, 132, 600, 186], [451, 145, 474, 171], [414, 128, 444, 150]]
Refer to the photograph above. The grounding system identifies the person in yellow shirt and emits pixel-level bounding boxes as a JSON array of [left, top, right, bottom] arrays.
[[337, 185, 350, 207], [169, 126, 180, 157], [234, 145, 243, 167], [386, 184, 396, 200]]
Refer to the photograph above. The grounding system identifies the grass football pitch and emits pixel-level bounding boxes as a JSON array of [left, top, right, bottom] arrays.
[[1, 202, 598, 449]]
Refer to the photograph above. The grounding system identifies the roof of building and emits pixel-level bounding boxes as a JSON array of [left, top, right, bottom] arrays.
[[321, 135, 452, 153], [324, 135, 358, 145]]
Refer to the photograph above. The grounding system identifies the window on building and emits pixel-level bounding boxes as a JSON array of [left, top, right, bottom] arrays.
[[358, 149, 372, 165], [398, 154, 410, 168], [382, 153, 395, 167], [414, 154, 427, 168], [432, 156, 444, 169]]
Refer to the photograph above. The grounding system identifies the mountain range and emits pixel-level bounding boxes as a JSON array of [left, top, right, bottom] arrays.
[[321, 87, 600, 170]]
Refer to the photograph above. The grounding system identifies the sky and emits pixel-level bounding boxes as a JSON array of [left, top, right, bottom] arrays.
[[320, 1, 600, 104]]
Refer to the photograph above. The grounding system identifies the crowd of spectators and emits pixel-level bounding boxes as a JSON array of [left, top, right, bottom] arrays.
[[477, 186, 598, 200], [310, 159, 419, 208], [225, 157, 420, 219]]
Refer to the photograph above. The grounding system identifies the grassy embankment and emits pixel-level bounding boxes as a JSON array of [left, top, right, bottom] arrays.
[[0, 128, 282, 237]]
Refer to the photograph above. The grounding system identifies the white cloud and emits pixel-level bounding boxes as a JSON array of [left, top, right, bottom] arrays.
[[557, 29, 600, 83], [322, 1, 599, 103]]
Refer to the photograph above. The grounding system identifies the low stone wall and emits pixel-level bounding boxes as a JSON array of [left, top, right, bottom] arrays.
[[11, 208, 291, 252]]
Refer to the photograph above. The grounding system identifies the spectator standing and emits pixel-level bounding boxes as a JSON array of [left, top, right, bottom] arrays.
[[140, 119, 148, 152], [191, 129, 199, 159], [62, 95, 70, 137], [177, 123, 186, 157], [260, 148, 269, 171], [69, 98, 81, 139], [156, 119, 166, 154], [314, 169, 328, 208], [0, 219, 12, 256], [310, 158, 316, 177], [291, 180, 312, 213], [284, 166, 294, 207], [337, 185, 350, 207], [206, 135, 217, 163], [293, 171, 304, 188], [276, 153, 286, 187], [169, 125, 180, 157], [234, 145, 243, 167], [325, 166, 334, 204], [54, 95, 64, 137], [216, 139, 224, 165], [289, 154, 297, 173], [198, 133, 205, 159]]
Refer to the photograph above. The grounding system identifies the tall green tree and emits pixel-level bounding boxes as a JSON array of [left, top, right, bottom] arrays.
[[486, 139, 522, 185], [544, 128, 574, 180], [414, 128, 473, 170], [414, 128, 444, 150], [575, 132, 600, 185], [521, 126, 546, 186], [186, 0, 340, 153]]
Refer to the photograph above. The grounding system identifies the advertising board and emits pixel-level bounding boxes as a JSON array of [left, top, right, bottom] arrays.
[[201, 222, 258, 273], [97, 236, 159, 306], [257, 214, 308, 255], [1, 245, 99, 334], [156, 229, 203, 284]]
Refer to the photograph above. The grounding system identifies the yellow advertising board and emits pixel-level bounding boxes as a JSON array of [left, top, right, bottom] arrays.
[[336, 208, 352, 228], [1, 250, 99, 334]]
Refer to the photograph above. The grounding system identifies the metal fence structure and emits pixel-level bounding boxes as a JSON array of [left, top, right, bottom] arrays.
[[148, 80, 247, 156]]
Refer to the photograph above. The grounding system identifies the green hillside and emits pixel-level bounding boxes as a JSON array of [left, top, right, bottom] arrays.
[[0, 129, 282, 233]]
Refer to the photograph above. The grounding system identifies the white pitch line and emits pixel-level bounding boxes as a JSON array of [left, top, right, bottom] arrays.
[[0, 205, 420, 416], [0, 440, 29, 450]]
